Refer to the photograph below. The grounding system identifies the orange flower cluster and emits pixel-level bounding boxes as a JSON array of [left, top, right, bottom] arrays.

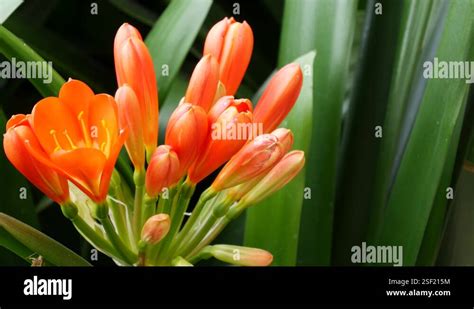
[[3, 17, 306, 266]]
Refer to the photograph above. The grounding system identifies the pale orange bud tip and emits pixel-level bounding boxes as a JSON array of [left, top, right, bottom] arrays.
[[210, 245, 273, 266], [141, 214, 170, 245]]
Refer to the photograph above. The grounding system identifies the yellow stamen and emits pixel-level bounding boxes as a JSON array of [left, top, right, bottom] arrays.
[[63, 130, 77, 149], [101, 119, 111, 157], [49, 129, 61, 151], [77, 111, 91, 146]]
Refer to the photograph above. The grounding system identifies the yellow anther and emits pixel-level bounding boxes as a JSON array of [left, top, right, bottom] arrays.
[[77, 111, 91, 146], [101, 119, 111, 156], [49, 129, 61, 151], [63, 130, 77, 149]]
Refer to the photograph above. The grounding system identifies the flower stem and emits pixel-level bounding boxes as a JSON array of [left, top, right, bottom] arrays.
[[107, 197, 132, 250], [170, 187, 217, 253], [100, 215, 137, 265], [156, 180, 195, 264], [132, 169, 145, 243]]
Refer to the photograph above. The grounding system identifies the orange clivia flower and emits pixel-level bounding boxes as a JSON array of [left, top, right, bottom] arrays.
[[184, 54, 220, 112], [145, 145, 181, 198], [114, 23, 158, 159], [115, 85, 145, 170], [211, 133, 284, 191], [165, 103, 208, 177], [3, 115, 70, 204], [241, 150, 305, 205], [25, 79, 126, 203], [204, 17, 254, 95], [253, 63, 303, 133], [188, 96, 253, 184]]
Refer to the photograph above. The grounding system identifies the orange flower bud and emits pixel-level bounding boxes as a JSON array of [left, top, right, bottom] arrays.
[[253, 63, 303, 133], [114, 24, 158, 159], [184, 54, 220, 112], [145, 145, 180, 197], [204, 17, 253, 95], [209, 245, 273, 266], [211, 133, 284, 191], [115, 85, 145, 170], [165, 103, 208, 177], [188, 97, 253, 184], [141, 214, 171, 245], [271, 128, 294, 153], [225, 129, 294, 201], [242, 150, 305, 205], [3, 115, 69, 204]]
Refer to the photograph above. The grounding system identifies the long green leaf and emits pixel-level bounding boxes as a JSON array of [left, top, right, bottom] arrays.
[[368, 0, 436, 238], [244, 51, 315, 266], [278, 0, 358, 266], [145, 0, 212, 104], [0, 212, 92, 266], [376, 0, 474, 266], [333, 0, 404, 265], [0, 25, 65, 96], [0, 0, 22, 24]]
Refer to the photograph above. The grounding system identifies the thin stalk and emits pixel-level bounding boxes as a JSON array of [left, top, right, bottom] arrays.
[[157, 180, 195, 263], [100, 215, 137, 265], [171, 187, 217, 253], [107, 197, 132, 249], [132, 169, 146, 243], [142, 196, 158, 226]]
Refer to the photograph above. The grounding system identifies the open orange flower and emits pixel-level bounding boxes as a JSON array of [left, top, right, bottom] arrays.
[[3, 114, 70, 204], [24, 79, 126, 203]]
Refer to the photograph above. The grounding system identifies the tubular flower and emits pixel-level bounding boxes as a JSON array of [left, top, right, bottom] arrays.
[[165, 103, 208, 177], [226, 128, 294, 200], [145, 145, 181, 198], [211, 133, 284, 191], [141, 214, 171, 245], [253, 63, 303, 133], [115, 85, 145, 170], [188, 96, 253, 184], [114, 23, 158, 159], [241, 150, 305, 205], [184, 54, 220, 112], [26, 79, 126, 203], [203, 17, 254, 95], [3, 115, 70, 204], [208, 245, 273, 266]]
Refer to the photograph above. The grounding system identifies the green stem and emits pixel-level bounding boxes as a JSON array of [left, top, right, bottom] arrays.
[[100, 216, 137, 265], [179, 210, 220, 258], [156, 181, 195, 263], [188, 246, 213, 264], [142, 196, 158, 226], [132, 169, 146, 243], [171, 187, 217, 253], [70, 215, 121, 261], [107, 197, 132, 250]]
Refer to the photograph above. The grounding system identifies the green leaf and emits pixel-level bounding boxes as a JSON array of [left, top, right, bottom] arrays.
[[0, 212, 92, 266], [278, 0, 358, 266], [244, 51, 315, 266], [0, 25, 65, 96], [145, 0, 212, 104], [368, 0, 442, 239], [333, 0, 405, 265], [109, 0, 157, 27], [0, 0, 22, 24], [375, 0, 474, 266]]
